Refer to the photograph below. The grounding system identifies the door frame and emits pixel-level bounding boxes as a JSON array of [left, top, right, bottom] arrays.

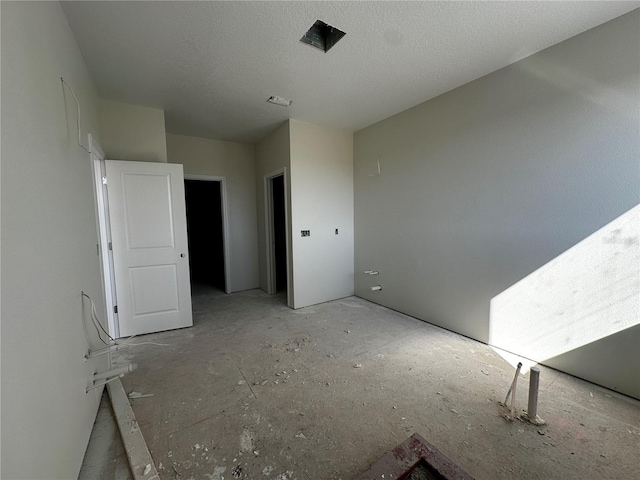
[[264, 168, 291, 306], [184, 175, 231, 294], [89, 134, 119, 338]]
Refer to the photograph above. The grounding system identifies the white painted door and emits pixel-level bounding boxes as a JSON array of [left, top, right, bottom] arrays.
[[105, 160, 193, 337]]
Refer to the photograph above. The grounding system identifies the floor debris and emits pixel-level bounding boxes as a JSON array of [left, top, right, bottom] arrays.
[[232, 464, 243, 478], [203, 466, 226, 480], [128, 391, 154, 399], [240, 428, 255, 452]]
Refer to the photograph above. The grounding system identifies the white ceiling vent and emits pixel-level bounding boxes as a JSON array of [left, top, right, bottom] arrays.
[[267, 95, 292, 107], [300, 20, 346, 53]]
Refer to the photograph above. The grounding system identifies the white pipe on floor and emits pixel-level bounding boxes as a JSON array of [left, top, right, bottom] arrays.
[[93, 364, 137, 382], [85, 343, 121, 359], [527, 367, 546, 425], [504, 362, 522, 405], [86, 375, 122, 392], [527, 367, 540, 417], [509, 362, 522, 417]]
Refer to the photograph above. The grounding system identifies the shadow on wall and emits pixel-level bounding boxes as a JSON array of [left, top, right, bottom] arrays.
[[489, 204, 639, 389]]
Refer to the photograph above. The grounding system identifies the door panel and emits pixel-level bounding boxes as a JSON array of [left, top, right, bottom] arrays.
[[129, 264, 179, 315], [123, 173, 175, 249], [106, 160, 193, 337]]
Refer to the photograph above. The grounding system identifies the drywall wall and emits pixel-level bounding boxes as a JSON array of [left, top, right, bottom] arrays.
[[544, 323, 640, 400], [255, 122, 293, 303], [289, 120, 354, 308], [98, 99, 167, 162], [1, 2, 109, 478], [354, 11, 639, 396], [167, 133, 259, 292]]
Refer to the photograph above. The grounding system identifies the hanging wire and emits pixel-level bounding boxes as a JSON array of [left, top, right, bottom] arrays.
[[81, 294, 172, 359], [81, 291, 114, 345], [60, 77, 91, 154]]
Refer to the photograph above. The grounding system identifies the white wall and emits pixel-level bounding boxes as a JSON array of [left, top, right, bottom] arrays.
[[255, 122, 292, 302], [289, 120, 354, 308], [354, 11, 639, 396], [166, 133, 259, 292], [98, 99, 167, 163], [1, 2, 109, 478]]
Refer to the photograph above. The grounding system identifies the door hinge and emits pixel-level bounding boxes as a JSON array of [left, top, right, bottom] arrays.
[[114, 305, 118, 314], [102, 176, 107, 185], [108, 242, 112, 251]]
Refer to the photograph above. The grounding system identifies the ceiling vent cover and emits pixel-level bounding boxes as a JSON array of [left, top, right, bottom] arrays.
[[267, 95, 292, 107], [300, 20, 346, 53]]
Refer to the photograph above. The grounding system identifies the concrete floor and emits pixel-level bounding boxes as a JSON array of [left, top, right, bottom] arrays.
[[103, 287, 639, 480]]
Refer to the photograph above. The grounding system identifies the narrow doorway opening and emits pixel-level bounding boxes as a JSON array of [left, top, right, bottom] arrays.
[[271, 175, 287, 293], [185, 179, 226, 295]]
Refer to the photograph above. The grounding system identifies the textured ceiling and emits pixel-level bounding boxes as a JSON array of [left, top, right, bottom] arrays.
[[61, 1, 639, 144]]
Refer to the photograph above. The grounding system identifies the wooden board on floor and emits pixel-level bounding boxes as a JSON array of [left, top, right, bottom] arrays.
[[107, 378, 160, 480]]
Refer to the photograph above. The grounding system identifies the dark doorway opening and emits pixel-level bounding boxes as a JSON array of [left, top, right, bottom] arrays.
[[185, 180, 225, 293], [272, 175, 287, 293]]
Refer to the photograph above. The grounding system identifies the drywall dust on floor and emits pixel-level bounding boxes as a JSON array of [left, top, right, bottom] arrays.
[[108, 289, 639, 480]]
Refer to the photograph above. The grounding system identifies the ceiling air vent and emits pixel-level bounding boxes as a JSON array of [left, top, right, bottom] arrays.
[[267, 95, 292, 107], [300, 20, 346, 53]]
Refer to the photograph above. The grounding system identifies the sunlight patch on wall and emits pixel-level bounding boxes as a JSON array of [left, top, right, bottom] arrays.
[[489, 204, 639, 373]]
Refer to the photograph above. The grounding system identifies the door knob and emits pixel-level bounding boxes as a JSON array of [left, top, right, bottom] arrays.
[[180, 253, 185, 258]]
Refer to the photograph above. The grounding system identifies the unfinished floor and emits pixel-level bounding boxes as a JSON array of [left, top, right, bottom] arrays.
[[106, 287, 639, 480]]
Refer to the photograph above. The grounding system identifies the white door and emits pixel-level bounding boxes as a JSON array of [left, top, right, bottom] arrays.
[[105, 160, 193, 337]]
